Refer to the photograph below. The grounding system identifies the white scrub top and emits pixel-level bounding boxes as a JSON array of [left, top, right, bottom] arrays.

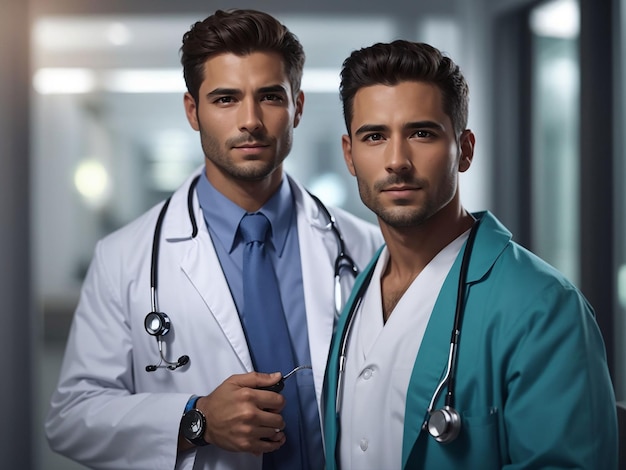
[[339, 232, 468, 470]]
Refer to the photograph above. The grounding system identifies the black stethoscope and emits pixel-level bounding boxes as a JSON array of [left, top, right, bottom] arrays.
[[335, 218, 479, 444], [144, 174, 359, 372]]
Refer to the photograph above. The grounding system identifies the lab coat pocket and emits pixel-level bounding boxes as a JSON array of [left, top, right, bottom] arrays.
[[452, 407, 501, 468], [415, 407, 502, 470]]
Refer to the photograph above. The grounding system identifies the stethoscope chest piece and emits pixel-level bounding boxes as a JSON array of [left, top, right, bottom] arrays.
[[427, 406, 461, 444], [144, 178, 356, 373], [144, 311, 171, 337]]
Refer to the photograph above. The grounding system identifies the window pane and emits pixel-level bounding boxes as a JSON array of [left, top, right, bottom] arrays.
[[615, 0, 626, 401], [529, 0, 580, 283]]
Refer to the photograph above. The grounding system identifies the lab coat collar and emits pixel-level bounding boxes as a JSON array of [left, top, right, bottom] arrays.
[[287, 173, 335, 232], [401, 210, 512, 466], [158, 166, 331, 241], [195, 169, 294, 257], [157, 166, 341, 383], [160, 166, 205, 242]]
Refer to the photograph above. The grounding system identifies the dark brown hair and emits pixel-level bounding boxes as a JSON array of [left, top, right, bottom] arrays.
[[180, 9, 305, 102], [340, 40, 469, 137]]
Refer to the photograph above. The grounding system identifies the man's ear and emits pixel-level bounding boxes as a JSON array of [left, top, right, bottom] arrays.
[[342, 134, 356, 176], [183, 92, 200, 131], [293, 90, 305, 128], [458, 129, 475, 173]]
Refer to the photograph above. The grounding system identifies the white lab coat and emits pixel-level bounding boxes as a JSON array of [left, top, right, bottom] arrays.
[[45, 170, 383, 470]]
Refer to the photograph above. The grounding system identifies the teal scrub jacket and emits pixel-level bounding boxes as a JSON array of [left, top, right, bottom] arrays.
[[323, 211, 618, 469]]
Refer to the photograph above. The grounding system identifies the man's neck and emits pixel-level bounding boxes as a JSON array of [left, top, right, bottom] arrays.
[[379, 207, 475, 322], [204, 165, 284, 213]]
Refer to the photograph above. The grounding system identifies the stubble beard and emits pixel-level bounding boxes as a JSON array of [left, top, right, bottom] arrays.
[[199, 127, 293, 181], [356, 178, 433, 228]]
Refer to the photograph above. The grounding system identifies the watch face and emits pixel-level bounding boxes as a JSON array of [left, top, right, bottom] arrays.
[[182, 409, 205, 440]]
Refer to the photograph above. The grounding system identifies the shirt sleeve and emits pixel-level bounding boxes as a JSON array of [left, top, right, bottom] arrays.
[[44, 240, 192, 470]]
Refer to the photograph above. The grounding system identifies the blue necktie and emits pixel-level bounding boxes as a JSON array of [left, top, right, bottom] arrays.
[[239, 213, 306, 470]]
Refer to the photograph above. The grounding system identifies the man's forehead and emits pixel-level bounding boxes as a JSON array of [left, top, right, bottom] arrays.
[[201, 51, 290, 87], [351, 82, 447, 124]]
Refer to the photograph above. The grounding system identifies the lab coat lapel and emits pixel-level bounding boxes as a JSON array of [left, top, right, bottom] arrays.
[[161, 172, 252, 371], [401, 211, 511, 468], [323, 249, 383, 470], [292, 177, 337, 405], [180, 229, 252, 371], [401, 252, 464, 467]]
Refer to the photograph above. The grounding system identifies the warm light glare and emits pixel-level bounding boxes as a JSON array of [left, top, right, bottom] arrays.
[[74, 159, 111, 208]]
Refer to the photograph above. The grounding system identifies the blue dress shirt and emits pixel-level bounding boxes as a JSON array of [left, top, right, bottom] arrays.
[[196, 170, 323, 469]]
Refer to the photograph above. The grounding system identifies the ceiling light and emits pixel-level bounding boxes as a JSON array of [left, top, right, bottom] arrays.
[[33, 68, 96, 94], [106, 22, 132, 46], [102, 69, 185, 93], [33, 67, 342, 95], [530, 0, 579, 39]]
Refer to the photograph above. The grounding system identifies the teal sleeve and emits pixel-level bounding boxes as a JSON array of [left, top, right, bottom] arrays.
[[502, 285, 618, 469]]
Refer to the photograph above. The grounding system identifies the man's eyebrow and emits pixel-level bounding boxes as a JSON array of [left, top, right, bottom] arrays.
[[354, 121, 445, 136], [258, 84, 288, 94], [206, 84, 288, 97], [405, 121, 446, 131], [354, 124, 389, 136], [207, 87, 240, 97]]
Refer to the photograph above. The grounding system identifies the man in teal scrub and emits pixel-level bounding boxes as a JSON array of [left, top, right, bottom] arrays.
[[323, 40, 618, 469]]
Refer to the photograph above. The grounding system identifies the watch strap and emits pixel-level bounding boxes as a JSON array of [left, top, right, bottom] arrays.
[[184, 395, 200, 414], [182, 396, 209, 446]]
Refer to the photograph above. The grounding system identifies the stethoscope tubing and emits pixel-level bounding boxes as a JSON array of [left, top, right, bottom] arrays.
[[336, 219, 481, 437], [146, 175, 358, 370], [307, 192, 360, 317], [150, 175, 200, 301]]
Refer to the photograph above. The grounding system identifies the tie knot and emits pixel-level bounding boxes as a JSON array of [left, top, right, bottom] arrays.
[[239, 213, 270, 244]]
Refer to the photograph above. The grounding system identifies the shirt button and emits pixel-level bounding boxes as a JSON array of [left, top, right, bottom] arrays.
[[362, 368, 372, 380], [359, 438, 368, 451]]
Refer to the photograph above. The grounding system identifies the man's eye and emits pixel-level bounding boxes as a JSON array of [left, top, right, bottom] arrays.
[[215, 96, 235, 104], [262, 94, 283, 102], [414, 130, 434, 138], [364, 133, 384, 142]]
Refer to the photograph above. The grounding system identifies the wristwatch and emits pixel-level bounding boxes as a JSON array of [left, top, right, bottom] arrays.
[[181, 395, 209, 446]]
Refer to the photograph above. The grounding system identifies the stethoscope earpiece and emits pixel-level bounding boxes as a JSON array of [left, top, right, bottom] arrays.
[[427, 406, 462, 444]]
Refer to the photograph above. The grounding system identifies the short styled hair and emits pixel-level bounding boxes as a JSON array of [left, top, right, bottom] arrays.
[[180, 9, 305, 102], [340, 40, 469, 137]]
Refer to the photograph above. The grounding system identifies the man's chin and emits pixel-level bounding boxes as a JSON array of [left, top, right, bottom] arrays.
[[230, 162, 281, 182], [376, 207, 426, 228]]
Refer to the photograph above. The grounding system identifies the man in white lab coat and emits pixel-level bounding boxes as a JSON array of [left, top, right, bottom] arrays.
[[45, 9, 382, 470]]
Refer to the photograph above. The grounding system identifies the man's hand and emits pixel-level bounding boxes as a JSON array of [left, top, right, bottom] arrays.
[[179, 372, 286, 455]]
